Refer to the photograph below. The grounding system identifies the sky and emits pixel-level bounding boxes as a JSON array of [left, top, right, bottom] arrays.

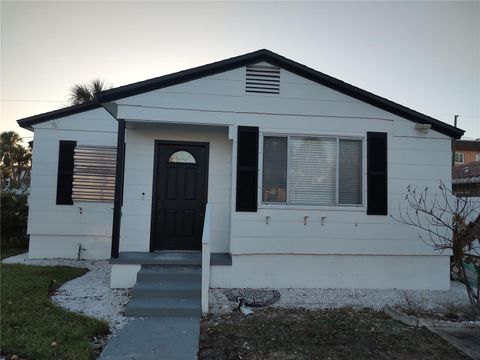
[[1, 1, 479, 143]]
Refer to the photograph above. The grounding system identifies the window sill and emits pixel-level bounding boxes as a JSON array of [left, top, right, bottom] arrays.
[[258, 204, 366, 212]]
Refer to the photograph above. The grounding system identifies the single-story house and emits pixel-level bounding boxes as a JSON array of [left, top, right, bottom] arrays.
[[18, 49, 464, 302]]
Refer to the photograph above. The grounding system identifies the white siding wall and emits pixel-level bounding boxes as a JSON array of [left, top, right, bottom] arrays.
[[120, 123, 231, 253], [28, 108, 117, 259], [115, 64, 452, 289], [211, 254, 450, 290], [26, 62, 454, 289]]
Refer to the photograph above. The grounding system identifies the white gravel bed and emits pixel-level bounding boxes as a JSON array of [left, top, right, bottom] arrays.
[[2, 253, 130, 332], [3, 253, 472, 325], [209, 282, 470, 314]]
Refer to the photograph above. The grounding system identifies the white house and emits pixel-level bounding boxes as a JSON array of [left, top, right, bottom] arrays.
[[18, 50, 464, 313]]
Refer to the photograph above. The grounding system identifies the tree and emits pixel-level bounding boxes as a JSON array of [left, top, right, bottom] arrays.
[[0, 131, 31, 193], [68, 78, 111, 105], [393, 183, 480, 310]]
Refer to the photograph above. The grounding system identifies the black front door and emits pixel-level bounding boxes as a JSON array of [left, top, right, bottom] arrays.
[[151, 141, 208, 251]]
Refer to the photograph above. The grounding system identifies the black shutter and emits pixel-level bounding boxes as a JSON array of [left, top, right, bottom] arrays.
[[56, 140, 76, 205], [367, 132, 388, 215], [236, 126, 258, 212]]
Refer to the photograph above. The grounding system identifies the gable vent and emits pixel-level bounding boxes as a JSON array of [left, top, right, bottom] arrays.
[[245, 64, 280, 94]]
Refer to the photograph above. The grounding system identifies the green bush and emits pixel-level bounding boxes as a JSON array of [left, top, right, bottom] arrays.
[[1, 191, 29, 248]]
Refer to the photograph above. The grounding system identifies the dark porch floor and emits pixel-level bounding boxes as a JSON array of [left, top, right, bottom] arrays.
[[109, 251, 232, 266]]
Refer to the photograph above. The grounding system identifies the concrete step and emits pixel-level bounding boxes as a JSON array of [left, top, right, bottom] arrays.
[[125, 297, 201, 317], [132, 281, 201, 299], [126, 265, 202, 318], [136, 266, 201, 283]]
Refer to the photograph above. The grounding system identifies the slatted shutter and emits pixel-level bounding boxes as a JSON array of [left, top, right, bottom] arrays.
[[56, 140, 76, 205], [72, 146, 116, 202], [367, 132, 388, 215], [236, 126, 259, 212]]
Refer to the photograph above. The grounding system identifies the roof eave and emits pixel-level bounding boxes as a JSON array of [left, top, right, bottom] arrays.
[[17, 102, 101, 131], [15, 49, 465, 139], [96, 49, 464, 139]]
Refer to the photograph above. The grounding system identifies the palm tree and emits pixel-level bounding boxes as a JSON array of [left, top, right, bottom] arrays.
[[68, 78, 111, 105], [0, 131, 31, 192]]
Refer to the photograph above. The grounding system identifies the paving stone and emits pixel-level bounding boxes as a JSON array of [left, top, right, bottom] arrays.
[[99, 317, 199, 360], [429, 327, 480, 360]]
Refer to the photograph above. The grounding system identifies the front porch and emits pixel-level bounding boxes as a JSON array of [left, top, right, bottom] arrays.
[[110, 251, 231, 317], [109, 250, 232, 288], [110, 251, 232, 266], [111, 121, 233, 256], [109, 121, 234, 317]]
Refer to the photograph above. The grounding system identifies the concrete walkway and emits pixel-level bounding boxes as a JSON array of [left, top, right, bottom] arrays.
[[429, 327, 480, 360], [99, 317, 200, 360]]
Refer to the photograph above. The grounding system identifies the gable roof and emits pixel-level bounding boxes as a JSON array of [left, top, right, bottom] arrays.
[[18, 49, 464, 138], [17, 102, 101, 131], [455, 140, 480, 151]]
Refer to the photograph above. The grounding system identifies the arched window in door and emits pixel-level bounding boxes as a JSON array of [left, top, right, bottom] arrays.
[[168, 150, 196, 164]]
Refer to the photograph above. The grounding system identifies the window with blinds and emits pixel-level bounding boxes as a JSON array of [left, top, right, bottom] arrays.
[[72, 146, 116, 202], [262, 135, 363, 206], [289, 137, 337, 205]]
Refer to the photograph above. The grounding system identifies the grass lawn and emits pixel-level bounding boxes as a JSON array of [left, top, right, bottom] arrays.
[[1, 263, 109, 360], [200, 307, 469, 360]]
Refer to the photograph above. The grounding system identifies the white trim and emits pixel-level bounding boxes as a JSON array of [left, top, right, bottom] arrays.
[[261, 128, 366, 137], [258, 204, 366, 211], [257, 133, 264, 208], [229, 125, 238, 247], [335, 137, 340, 206], [201, 203, 212, 314], [362, 136, 367, 207], [228, 125, 236, 140], [258, 130, 366, 209]]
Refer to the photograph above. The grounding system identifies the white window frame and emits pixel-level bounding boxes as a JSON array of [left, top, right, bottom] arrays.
[[475, 153, 480, 162], [455, 152, 464, 164], [258, 130, 367, 211]]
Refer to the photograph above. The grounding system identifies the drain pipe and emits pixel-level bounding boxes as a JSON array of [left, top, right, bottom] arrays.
[[77, 243, 86, 260]]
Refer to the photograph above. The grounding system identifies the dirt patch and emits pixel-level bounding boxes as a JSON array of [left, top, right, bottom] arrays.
[[199, 307, 468, 360], [395, 303, 480, 323]]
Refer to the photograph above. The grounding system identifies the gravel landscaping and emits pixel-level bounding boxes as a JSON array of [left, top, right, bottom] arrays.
[[210, 282, 472, 314], [3, 253, 474, 332], [2, 253, 130, 332]]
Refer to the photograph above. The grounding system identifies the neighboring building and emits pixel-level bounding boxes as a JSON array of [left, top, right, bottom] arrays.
[[454, 140, 480, 165], [18, 49, 464, 299], [453, 161, 480, 196]]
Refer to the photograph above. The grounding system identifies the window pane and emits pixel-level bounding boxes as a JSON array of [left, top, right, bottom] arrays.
[[263, 136, 287, 202], [454, 152, 464, 163], [289, 137, 336, 205], [168, 151, 196, 164], [339, 139, 362, 205]]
